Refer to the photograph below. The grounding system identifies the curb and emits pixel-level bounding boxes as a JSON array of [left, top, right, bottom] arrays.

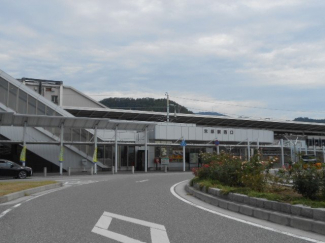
[[186, 183, 325, 236], [0, 182, 64, 204]]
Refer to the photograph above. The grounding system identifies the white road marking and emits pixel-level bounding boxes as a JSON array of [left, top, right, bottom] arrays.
[[170, 180, 325, 243], [63, 180, 98, 185], [0, 209, 12, 219], [136, 179, 149, 183], [0, 185, 69, 219], [92, 211, 170, 243]]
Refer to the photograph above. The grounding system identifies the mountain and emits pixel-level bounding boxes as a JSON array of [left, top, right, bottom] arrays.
[[294, 117, 325, 123], [99, 97, 193, 114]]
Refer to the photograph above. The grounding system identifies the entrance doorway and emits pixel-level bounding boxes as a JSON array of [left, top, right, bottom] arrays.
[[136, 150, 148, 171]]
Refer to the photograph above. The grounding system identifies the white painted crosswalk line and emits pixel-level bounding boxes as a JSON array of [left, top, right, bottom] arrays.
[[92, 211, 170, 243]]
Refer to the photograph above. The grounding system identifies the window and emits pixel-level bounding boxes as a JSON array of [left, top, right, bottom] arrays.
[[204, 129, 208, 133], [0, 77, 8, 105], [211, 129, 214, 134], [46, 87, 52, 92], [217, 130, 221, 134], [37, 102, 45, 115], [0, 161, 10, 168], [224, 130, 227, 134], [8, 83, 17, 111], [28, 95, 37, 114], [18, 90, 28, 114], [51, 95, 58, 104], [0, 161, 6, 168], [230, 130, 233, 134]]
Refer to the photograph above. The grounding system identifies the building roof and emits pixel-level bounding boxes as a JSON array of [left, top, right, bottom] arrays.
[[64, 106, 325, 134], [0, 112, 155, 131]]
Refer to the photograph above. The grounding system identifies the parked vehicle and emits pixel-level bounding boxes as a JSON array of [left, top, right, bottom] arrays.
[[0, 159, 33, 179], [302, 155, 322, 169]]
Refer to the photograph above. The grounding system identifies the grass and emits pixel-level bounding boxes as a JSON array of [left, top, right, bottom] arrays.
[[192, 178, 325, 208], [0, 181, 57, 197]]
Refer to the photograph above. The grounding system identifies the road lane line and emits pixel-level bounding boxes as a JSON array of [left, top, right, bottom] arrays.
[[151, 228, 171, 243], [95, 215, 113, 229], [170, 180, 325, 243], [92, 211, 171, 243], [136, 179, 149, 183], [0, 209, 12, 219], [103, 211, 166, 231], [92, 227, 145, 243], [13, 203, 21, 208]]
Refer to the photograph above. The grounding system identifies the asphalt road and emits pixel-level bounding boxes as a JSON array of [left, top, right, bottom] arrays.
[[0, 172, 324, 243]]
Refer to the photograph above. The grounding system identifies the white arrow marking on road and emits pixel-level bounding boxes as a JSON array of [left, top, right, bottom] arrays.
[[136, 179, 149, 183], [92, 211, 170, 243]]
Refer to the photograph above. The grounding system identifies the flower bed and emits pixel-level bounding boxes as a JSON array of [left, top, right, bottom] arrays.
[[192, 151, 325, 207]]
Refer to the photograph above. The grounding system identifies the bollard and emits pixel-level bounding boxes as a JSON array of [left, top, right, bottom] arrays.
[[68, 167, 71, 176], [44, 167, 47, 177], [164, 166, 167, 173], [112, 166, 115, 174], [132, 166, 134, 174], [90, 166, 93, 175]]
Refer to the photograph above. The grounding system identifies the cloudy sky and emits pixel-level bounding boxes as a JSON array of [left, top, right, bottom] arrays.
[[1, 0, 325, 120]]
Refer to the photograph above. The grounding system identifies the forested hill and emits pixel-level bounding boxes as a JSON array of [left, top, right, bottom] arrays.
[[294, 117, 325, 123], [100, 98, 194, 114]]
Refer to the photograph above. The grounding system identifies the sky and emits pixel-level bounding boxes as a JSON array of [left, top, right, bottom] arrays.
[[1, 0, 325, 120]]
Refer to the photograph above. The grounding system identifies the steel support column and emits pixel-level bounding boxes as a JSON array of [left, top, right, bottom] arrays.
[[183, 145, 185, 172], [21, 121, 27, 167], [93, 125, 98, 174], [59, 123, 64, 175], [115, 125, 118, 173], [145, 126, 148, 173], [280, 139, 284, 167]]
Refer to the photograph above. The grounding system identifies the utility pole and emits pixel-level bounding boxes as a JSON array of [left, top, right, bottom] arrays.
[[165, 92, 169, 122]]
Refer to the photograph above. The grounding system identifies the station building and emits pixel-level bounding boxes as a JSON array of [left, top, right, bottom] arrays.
[[1, 69, 325, 173]]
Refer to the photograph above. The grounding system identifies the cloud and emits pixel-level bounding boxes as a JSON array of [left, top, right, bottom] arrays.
[[1, 0, 325, 120]]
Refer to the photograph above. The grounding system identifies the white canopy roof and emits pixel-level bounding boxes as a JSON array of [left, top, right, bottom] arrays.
[[0, 112, 155, 131]]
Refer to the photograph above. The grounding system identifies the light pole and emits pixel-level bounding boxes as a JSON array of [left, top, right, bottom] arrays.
[[165, 92, 169, 122]]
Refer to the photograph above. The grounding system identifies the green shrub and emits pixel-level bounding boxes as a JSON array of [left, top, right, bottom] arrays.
[[291, 162, 322, 200]]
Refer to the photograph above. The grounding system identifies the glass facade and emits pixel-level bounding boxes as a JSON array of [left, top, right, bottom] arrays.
[[0, 77, 107, 165]]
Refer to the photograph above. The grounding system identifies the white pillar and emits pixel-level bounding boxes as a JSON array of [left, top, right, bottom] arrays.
[[217, 146, 220, 155], [59, 123, 64, 175], [183, 145, 185, 172], [166, 93, 169, 122], [93, 125, 98, 174], [22, 121, 27, 167], [247, 139, 250, 160], [115, 126, 118, 173], [145, 126, 148, 173], [314, 144, 316, 156], [59, 84, 63, 106], [280, 139, 284, 167]]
